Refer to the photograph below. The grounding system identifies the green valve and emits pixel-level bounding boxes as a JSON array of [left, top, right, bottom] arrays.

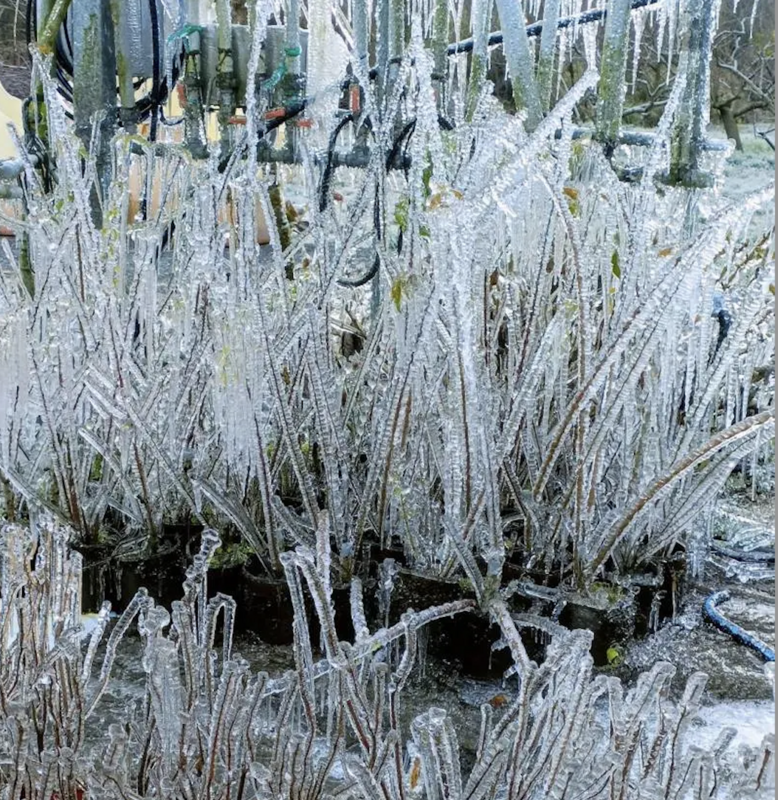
[[167, 24, 205, 45], [606, 645, 622, 666], [264, 46, 304, 92]]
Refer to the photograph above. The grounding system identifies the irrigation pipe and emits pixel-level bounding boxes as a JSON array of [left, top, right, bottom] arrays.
[[710, 543, 775, 564], [448, 0, 661, 54], [703, 590, 775, 662]]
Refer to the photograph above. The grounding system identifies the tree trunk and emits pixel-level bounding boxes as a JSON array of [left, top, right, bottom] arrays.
[[717, 102, 743, 150]]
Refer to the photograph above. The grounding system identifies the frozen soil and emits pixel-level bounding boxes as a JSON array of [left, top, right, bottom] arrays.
[[621, 488, 774, 702], [716, 126, 775, 203], [715, 127, 775, 240]]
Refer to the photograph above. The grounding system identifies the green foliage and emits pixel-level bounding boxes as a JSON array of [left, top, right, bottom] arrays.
[[611, 250, 621, 279]]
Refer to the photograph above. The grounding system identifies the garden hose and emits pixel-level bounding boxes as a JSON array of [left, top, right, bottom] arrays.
[[703, 590, 775, 663]]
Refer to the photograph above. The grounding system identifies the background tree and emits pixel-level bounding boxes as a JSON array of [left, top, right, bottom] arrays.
[[710, 0, 775, 150], [620, 0, 774, 147]]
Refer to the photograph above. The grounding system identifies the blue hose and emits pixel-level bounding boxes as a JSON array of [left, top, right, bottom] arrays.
[[703, 590, 775, 663]]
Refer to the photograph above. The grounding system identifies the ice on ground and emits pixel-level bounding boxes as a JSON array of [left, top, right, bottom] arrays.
[[693, 700, 775, 751]]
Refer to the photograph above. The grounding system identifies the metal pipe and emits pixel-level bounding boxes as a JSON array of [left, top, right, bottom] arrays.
[[215, 0, 237, 160], [536, 0, 559, 112], [72, 0, 117, 226], [353, 0, 369, 72], [0, 185, 24, 200], [389, 0, 405, 84], [0, 156, 40, 181], [110, 0, 137, 129], [376, 0, 390, 106], [448, 0, 660, 54], [494, 0, 542, 130], [285, 0, 302, 78], [431, 0, 449, 108]]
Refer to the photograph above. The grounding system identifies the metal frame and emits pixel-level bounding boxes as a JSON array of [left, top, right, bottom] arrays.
[[0, 0, 728, 221]]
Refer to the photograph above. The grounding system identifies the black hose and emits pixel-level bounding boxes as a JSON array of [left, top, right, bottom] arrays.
[[320, 113, 354, 212], [336, 113, 454, 288], [711, 543, 775, 564], [337, 254, 380, 288], [337, 183, 382, 288], [386, 119, 416, 172], [148, 0, 162, 141]]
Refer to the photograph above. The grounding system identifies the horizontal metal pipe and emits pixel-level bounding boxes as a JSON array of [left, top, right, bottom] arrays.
[[0, 185, 24, 199], [448, 0, 661, 55], [0, 156, 40, 181]]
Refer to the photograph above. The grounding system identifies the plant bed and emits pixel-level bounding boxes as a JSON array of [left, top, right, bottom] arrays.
[[79, 535, 689, 676]]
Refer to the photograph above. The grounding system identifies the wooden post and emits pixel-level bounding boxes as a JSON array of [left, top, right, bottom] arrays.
[[493, 0, 542, 130], [595, 0, 632, 154], [38, 0, 72, 55], [376, 0, 390, 107], [432, 0, 449, 111], [72, 0, 117, 227], [536, 0, 559, 113], [466, 0, 491, 119], [667, 0, 718, 187]]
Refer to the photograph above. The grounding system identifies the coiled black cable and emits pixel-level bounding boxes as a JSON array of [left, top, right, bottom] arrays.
[[26, 0, 177, 127]]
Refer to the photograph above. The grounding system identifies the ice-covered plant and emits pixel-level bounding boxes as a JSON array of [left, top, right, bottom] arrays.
[[0, 2, 773, 595], [0, 520, 774, 799]]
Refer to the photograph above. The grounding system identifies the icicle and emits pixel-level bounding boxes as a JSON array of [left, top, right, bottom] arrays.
[[630, 7, 648, 94]]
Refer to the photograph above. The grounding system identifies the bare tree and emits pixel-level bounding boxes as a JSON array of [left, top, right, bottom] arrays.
[[710, 0, 775, 150], [619, 0, 773, 147]]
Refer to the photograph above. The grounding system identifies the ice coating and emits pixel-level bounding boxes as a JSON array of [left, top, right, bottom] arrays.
[[0, 1, 775, 797]]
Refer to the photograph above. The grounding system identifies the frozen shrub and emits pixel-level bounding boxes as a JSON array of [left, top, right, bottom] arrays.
[[0, 520, 774, 799], [0, 36, 773, 591]]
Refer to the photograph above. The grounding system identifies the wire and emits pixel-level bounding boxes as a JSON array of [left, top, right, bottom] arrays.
[[319, 113, 354, 212]]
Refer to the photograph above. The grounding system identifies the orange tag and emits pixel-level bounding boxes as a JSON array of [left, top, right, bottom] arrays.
[[350, 85, 361, 115]]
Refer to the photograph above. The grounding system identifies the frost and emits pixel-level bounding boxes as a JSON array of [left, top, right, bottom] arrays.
[[0, 1, 775, 797], [0, 522, 772, 798]]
